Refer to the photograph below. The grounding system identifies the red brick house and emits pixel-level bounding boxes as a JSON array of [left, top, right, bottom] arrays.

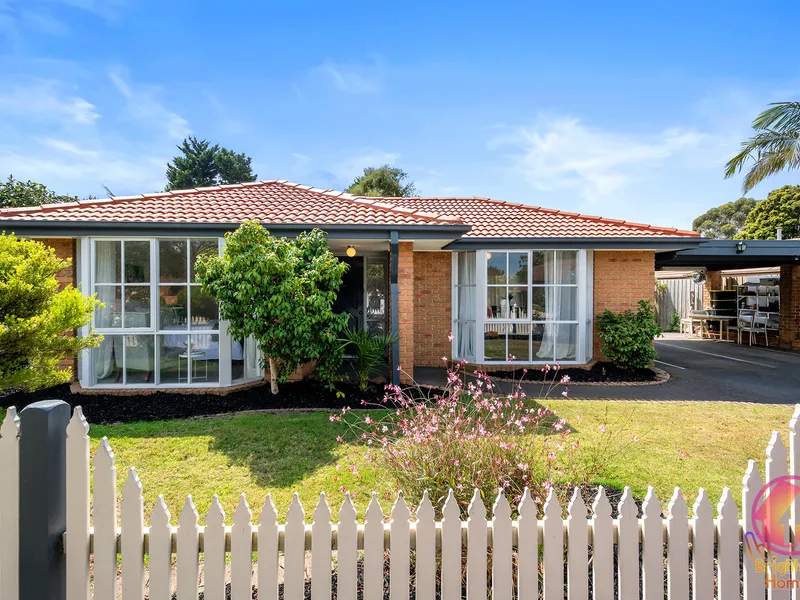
[[0, 180, 701, 389]]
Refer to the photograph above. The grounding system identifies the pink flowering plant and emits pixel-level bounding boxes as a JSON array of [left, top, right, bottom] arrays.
[[332, 353, 621, 515]]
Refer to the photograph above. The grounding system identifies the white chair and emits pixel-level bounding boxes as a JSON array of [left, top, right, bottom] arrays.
[[738, 311, 769, 347]]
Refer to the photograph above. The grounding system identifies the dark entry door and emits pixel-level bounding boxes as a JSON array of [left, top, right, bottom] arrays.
[[334, 256, 364, 329]]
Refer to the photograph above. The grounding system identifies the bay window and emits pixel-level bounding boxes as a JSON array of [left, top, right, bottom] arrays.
[[453, 249, 592, 364], [84, 237, 262, 388]]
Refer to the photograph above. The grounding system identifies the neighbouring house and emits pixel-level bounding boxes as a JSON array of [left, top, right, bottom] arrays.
[[0, 180, 703, 390]]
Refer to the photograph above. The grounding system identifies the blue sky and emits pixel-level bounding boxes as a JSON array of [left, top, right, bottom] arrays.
[[0, 0, 798, 230]]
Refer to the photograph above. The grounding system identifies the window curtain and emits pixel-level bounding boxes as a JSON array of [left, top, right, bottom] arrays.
[[95, 245, 119, 379], [456, 252, 476, 359], [244, 336, 263, 379], [536, 254, 576, 360]]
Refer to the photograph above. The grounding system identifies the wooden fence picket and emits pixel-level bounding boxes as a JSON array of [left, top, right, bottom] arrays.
[[149, 496, 173, 600], [311, 493, 332, 600], [177, 496, 200, 600], [121, 468, 145, 600], [616, 487, 639, 600], [466, 489, 488, 600], [440, 490, 462, 600], [691, 489, 714, 600], [363, 492, 384, 600], [66, 407, 90, 600], [743, 460, 766, 600], [92, 439, 117, 600], [231, 494, 253, 600], [414, 491, 436, 600], [0, 408, 20, 600], [204, 496, 226, 600], [491, 490, 513, 600], [337, 493, 358, 600], [516, 488, 538, 600], [390, 492, 411, 600], [284, 493, 306, 600], [767, 432, 791, 600], [641, 487, 663, 600], [591, 487, 613, 600], [542, 490, 563, 600], [257, 495, 279, 600], [566, 489, 588, 600], [666, 488, 689, 599], [717, 488, 739, 600]]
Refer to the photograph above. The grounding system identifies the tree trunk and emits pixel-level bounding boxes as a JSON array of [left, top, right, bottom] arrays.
[[267, 357, 279, 394]]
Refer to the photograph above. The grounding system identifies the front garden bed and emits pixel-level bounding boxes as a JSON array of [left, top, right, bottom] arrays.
[[484, 361, 662, 384]]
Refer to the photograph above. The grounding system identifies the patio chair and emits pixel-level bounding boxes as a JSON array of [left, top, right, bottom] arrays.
[[738, 311, 769, 347]]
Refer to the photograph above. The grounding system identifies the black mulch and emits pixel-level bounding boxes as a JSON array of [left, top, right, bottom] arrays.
[[485, 361, 659, 384], [1, 380, 438, 426]]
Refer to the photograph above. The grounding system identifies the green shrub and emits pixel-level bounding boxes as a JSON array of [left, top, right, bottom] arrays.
[[596, 300, 662, 370], [670, 311, 681, 332], [340, 328, 397, 391]]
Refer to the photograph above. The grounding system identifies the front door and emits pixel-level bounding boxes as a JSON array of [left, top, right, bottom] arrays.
[[334, 256, 364, 329]]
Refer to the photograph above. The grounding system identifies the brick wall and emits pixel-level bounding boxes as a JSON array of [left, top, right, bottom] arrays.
[[780, 264, 800, 350], [40, 238, 78, 375], [414, 252, 451, 367], [593, 251, 656, 360], [397, 242, 415, 382]]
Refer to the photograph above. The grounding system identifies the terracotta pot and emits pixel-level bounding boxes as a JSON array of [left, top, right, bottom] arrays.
[[285, 359, 319, 382]]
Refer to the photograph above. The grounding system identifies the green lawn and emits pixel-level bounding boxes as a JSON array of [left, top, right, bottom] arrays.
[[84, 401, 797, 521], [3, 401, 796, 520]]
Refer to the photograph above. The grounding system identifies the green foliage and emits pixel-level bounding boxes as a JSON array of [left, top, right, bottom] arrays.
[[345, 165, 418, 197], [670, 311, 681, 333], [165, 136, 257, 191], [725, 101, 800, 192], [596, 300, 662, 370], [737, 185, 800, 240], [0, 174, 80, 209], [692, 197, 758, 239], [0, 234, 101, 391], [340, 328, 397, 391], [195, 221, 349, 393]]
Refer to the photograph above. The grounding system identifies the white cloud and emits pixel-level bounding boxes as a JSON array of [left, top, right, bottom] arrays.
[[0, 79, 99, 124], [109, 68, 190, 140], [311, 57, 384, 94], [489, 115, 708, 202], [329, 150, 400, 184]]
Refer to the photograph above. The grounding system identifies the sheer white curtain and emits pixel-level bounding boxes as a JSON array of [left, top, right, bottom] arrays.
[[244, 336, 263, 379], [95, 242, 119, 379], [536, 252, 577, 360], [456, 252, 476, 359]]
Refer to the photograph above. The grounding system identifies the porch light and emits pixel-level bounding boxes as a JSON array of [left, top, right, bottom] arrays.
[[736, 241, 747, 254], [346, 245, 357, 257], [487, 252, 492, 259]]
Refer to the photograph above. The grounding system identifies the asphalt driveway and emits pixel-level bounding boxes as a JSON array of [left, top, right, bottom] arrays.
[[566, 333, 800, 403]]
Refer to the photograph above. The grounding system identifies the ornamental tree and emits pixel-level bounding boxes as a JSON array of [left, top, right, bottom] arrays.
[[0, 234, 101, 391], [737, 185, 800, 240], [195, 221, 349, 394]]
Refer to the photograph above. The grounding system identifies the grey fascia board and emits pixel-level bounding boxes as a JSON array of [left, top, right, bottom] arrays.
[[0, 220, 471, 239], [444, 236, 704, 250]]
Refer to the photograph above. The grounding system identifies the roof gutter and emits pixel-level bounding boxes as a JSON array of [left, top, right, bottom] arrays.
[[443, 236, 704, 250], [0, 220, 471, 240]]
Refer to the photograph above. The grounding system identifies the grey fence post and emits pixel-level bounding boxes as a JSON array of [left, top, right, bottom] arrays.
[[19, 400, 70, 600]]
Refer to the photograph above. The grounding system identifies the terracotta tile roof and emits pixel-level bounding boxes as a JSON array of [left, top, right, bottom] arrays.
[[383, 196, 700, 238], [0, 180, 462, 227], [0, 179, 699, 238]]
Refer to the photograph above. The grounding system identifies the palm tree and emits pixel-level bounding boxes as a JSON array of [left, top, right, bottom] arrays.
[[725, 102, 800, 192]]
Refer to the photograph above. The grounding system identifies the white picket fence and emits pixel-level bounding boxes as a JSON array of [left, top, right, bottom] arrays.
[[2, 405, 800, 599]]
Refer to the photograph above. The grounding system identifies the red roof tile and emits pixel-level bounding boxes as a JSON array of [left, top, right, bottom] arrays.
[[0, 180, 699, 239]]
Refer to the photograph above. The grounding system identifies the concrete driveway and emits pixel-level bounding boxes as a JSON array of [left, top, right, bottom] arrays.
[[567, 332, 800, 403]]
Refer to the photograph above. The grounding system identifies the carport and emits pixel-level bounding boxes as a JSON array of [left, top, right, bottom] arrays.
[[656, 240, 800, 350]]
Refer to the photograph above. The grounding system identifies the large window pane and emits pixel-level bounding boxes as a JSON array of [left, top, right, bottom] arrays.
[[124, 287, 151, 327], [124, 241, 150, 283], [160, 285, 188, 329], [487, 252, 507, 284], [483, 326, 506, 360], [507, 326, 530, 361], [532, 251, 554, 285], [531, 287, 546, 320], [159, 240, 187, 283], [487, 287, 507, 319], [95, 285, 121, 328], [95, 241, 121, 283], [534, 323, 578, 361], [189, 334, 220, 383], [556, 251, 577, 285], [125, 335, 154, 384], [508, 253, 528, 284], [93, 335, 122, 384], [190, 287, 219, 329], [457, 252, 476, 285], [158, 334, 188, 383], [507, 286, 528, 319], [534, 286, 578, 321], [456, 321, 475, 360], [190, 240, 219, 283]]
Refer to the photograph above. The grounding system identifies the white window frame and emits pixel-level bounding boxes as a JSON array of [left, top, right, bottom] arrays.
[[452, 249, 593, 365], [78, 236, 264, 389]]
